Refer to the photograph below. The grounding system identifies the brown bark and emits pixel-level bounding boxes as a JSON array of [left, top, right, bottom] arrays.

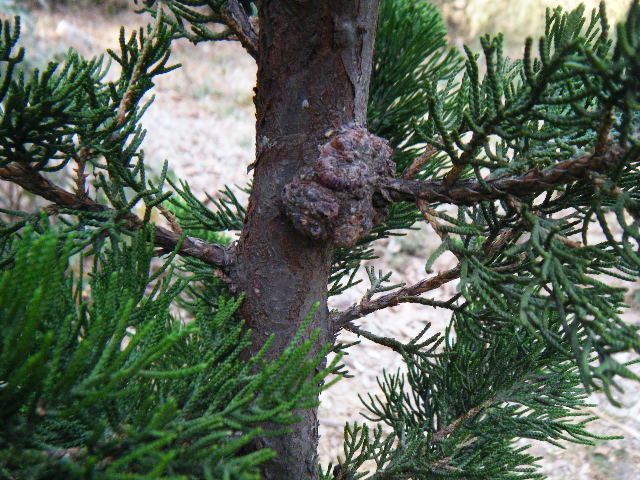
[[382, 145, 626, 206], [221, 0, 259, 59], [231, 1, 381, 478], [0, 164, 231, 268], [331, 266, 461, 332]]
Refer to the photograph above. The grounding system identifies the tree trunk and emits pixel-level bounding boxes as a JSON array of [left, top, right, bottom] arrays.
[[232, 1, 381, 478]]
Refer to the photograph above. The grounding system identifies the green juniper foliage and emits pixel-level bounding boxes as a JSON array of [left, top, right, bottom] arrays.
[[1, 0, 640, 479], [135, 0, 251, 44], [322, 1, 640, 478], [0, 226, 336, 479]]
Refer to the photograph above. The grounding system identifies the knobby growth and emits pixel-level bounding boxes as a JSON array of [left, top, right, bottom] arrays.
[[1, 0, 640, 479]]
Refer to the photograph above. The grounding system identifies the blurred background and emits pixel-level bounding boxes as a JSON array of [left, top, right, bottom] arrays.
[[1, 1, 639, 478]]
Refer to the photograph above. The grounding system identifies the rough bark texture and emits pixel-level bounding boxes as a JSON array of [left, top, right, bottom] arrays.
[[231, 1, 381, 478], [381, 145, 626, 206], [0, 164, 231, 268], [282, 126, 395, 248]]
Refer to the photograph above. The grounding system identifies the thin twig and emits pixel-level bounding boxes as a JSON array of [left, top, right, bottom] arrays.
[[507, 195, 582, 249], [343, 321, 437, 355], [73, 146, 90, 201], [331, 266, 461, 332], [332, 222, 533, 333], [431, 398, 495, 442], [399, 294, 462, 310], [417, 200, 465, 262], [402, 146, 438, 180], [417, 202, 449, 242], [590, 171, 640, 221], [595, 106, 614, 155], [442, 131, 487, 186], [406, 147, 463, 259], [116, 2, 164, 125], [157, 203, 183, 234]]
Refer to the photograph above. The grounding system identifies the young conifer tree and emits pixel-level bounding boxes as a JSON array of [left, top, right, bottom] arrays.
[[1, 0, 640, 478]]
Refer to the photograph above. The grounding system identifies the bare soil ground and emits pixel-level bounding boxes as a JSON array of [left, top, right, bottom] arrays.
[[4, 4, 640, 478]]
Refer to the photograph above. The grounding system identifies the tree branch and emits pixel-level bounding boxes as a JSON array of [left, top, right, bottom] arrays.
[[382, 145, 627, 206], [331, 223, 528, 334], [331, 266, 461, 333], [431, 397, 495, 443], [0, 164, 232, 269], [221, 0, 259, 59]]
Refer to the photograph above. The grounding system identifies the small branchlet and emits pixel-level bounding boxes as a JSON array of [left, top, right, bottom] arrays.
[[135, 0, 258, 59], [362, 266, 405, 304], [331, 266, 461, 333]]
